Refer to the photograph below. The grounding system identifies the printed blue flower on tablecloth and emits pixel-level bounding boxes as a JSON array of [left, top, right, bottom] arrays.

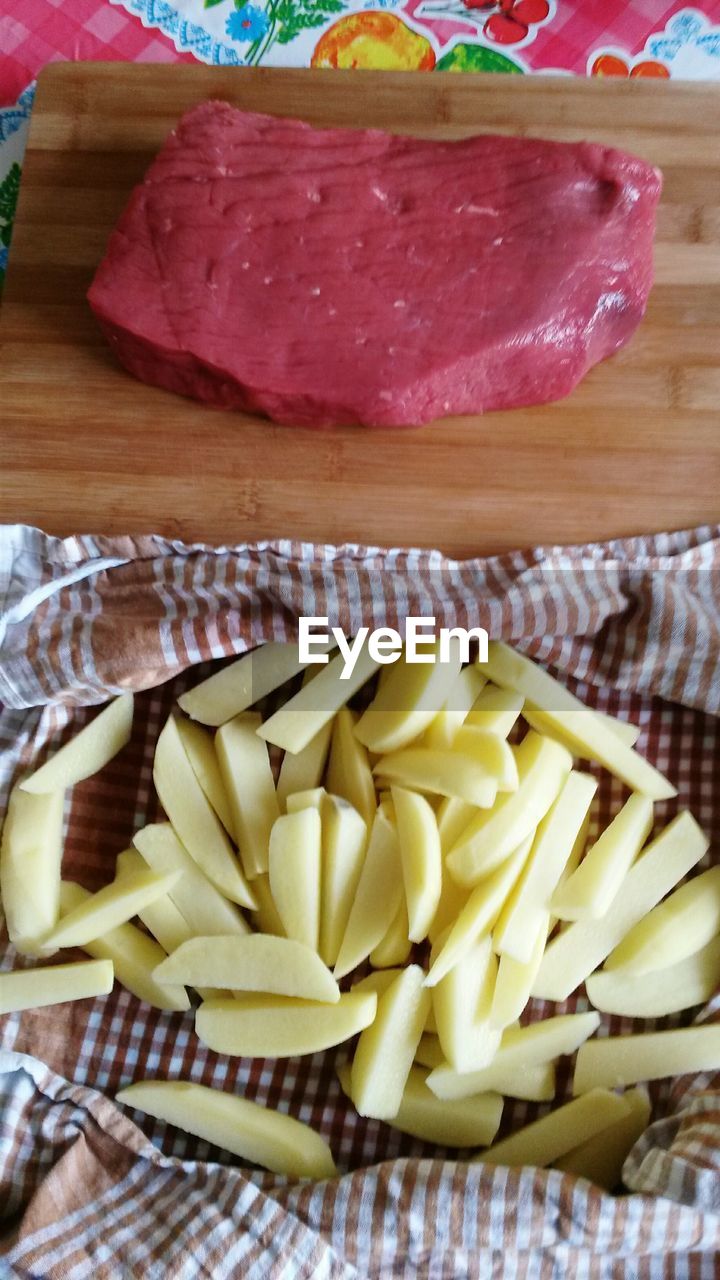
[[226, 4, 270, 41], [648, 7, 720, 77]]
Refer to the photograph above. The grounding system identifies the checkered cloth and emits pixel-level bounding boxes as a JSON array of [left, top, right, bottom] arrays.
[[1, 522, 720, 1277]]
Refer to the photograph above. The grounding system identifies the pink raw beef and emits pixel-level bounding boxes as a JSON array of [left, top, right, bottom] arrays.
[[88, 102, 662, 428]]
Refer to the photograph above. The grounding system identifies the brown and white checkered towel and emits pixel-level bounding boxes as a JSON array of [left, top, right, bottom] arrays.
[[1, 522, 719, 1279]]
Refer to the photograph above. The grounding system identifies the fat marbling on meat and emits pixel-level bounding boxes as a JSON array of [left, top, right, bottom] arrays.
[[88, 102, 662, 427]]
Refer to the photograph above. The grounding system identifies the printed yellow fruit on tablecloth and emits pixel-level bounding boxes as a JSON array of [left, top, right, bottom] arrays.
[[312, 13, 435, 71]]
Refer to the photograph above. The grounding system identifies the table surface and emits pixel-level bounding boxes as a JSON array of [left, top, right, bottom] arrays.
[[1, 62, 719, 556]]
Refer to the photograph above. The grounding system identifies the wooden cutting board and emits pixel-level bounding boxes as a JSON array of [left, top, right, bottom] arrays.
[[1, 62, 719, 556]]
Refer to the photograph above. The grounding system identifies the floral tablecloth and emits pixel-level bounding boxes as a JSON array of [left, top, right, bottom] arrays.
[[1, 0, 720, 282]]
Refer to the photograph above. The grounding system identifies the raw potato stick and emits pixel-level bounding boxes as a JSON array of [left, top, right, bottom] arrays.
[[350, 965, 431, 1120], [531, 811, 709, 1002], [465, 685, 524, 738], [447, 731, 573, 887], [153, 715, 256, 909], [0, 787, 65, 956], [479, 642, 675, 800], [258, 647, 380, 755], [354, 639, 463, 754], [133, 824, 250, 938], [477, 1089, 630, 1168], [117, 1080, 336, 1179], [196, 990, 377, 1057], [338, 1062, 503, 1149], [175, 718, 235, 837], [154, 935, 340, 1003], [276, 713, 333, 812], [178, 643, 309, 727], [268, 808, 322, 952], [59, 882, 190, 1012], [433, 935, 500, 1072], [586, 935, 720, 1017], [414, 1034, 446, 1070], [522, 703, 641, 751], [215, 712, 279, 878], [20, 694, 133, 793], [373, 748, 498, 809], [428, 1012, 600, 1100], [286, 788, 325, 813], [490, 915, 549, 1029], [425, 835, 533, 988], [319, 795, 367, 968], [333, 806, 404, 980], [552, 793, 654, 921], [392, 786, 442, 943], [325, 707, 376, 833], [605, 865, 720, 975], [493, 770, 597, 964], [116, 848, 223, 1002], [370, 898, 412, 968], [42, 868, 181, 950], [554, 1089, 650, 1190], [574, 1025, 720, 1093], [423, 666, 487, 750], [0, 959, 114, 1015]]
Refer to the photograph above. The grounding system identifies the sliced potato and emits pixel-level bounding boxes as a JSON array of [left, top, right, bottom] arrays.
[[586, 935, 720, 1017], [425, 836, 533, 988], [325, 706, 376, 832], [414, 1033, 446, 1070], [285, 787, 326, 814], [215, 712, 278, 879], [42, 867, 180, 950], [428, 863, 471, 947], [338, 1062, 502, 1149], [116, 848, 223, 1002], [333, 806, 403, 980], [0, 959, 114, 1015], [249, 873, 286, 938], [153, 715, 256, 909], [451, 727, 519, 792], [60, 881, 190, 1012], [478, 1089, 630, 1169], [319, 795, 367, 968], [133, 823, 250, 938], [154, 935, 340, 1003], [492, 771, 597, 964], [258, 646, 379, 755], [196, 990, 377, 1057], [354, 639, 463, 754], [552, 793, 654, 921], [478, 1061, 556, 1103], [531, 811, 709, 1002], [446, 731, 572, 887], [433, 935, 500, 1072], [117, 1079, 336, 1180], [268, 808, 322, 952], [522, 703, 640, 751], [423, 666, 487, 750], [370, 898, 412, 968], [554, 1088, 650, 1190], [427, 1012, 600, 1101], [0, 786, 64, 956], [604, 866, 720, 976], [116, 848, 193, 954], [276, 675, 333, 810], [490, 916, 549, 1030], [373, 748, 498, 809], [177, 642, 307, 727], [351, 968, 403, 998], [436, 796, 477, 855], [20, 694, 133, 793], [350, 965, 430, 1120], [175, 717, 235, 837], [465, 684, 524, 738], [574, 1025, 720, 1094], [479, 642, 675, 800], [392, 786, 441, 943]]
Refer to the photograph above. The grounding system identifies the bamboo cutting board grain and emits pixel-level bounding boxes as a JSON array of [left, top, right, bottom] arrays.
[[1, 62, 719, 556]]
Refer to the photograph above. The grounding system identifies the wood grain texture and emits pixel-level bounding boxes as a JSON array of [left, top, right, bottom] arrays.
[[1, 62, 719, 556]]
